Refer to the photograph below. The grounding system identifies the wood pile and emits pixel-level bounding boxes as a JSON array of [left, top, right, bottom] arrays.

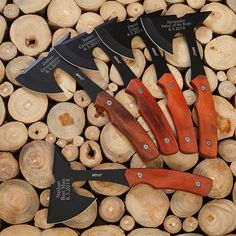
[[0, 0, 236, 235]]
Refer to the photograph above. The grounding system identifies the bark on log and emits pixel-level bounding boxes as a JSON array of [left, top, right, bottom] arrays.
[[0, 81, 14, 97], [120, 215, 135, 231], [0, 41, 18, 61], [1, 225, 41, 236], [81, 225, 125, 236], [28, 122, 49, 140], [34, 209, 54, 229], [163, 215, 182, 234], [183, 217, 198, 233]]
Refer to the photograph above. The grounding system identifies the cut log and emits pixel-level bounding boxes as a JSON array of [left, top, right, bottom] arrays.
[[217, 71, 227, 82], [0, 96, 6, 125], [0, 59, 5, 83], [130, 153, 163, 168], [19, 140, 54, 189], [42, 227, 78, 236], [170, 191, 203, 218], [108, 83, 118, 93], [74, 0, 106, 11], [163, 215, 182, 234], [76, 13, 104, 33], [1, 225, 41, 236], [34, 209, 54, 229], [193, 158, 233, 198], [131, 36, 146, 50], [230, 161, 236, 176], [143, 0, 167, 14], [28, 122, 49, 140], [0, 81, 14, 97], [166, 3, 195, 17], [0, 42, 18, 61], [74, 90, 91, 109], [218, 139, 236, 162], [62, 144, 79, 162], [47, 102, 85, 140], [81, 225, 125, 236], [3, 4, 20, 20], [8, 88, 48, 124], [127, 3, 144, 18], [198, 199, 236, 236], [70, 161, 86, 188], [57, 139, 69, 149], [0, 179, 39, 224], [233, 182, 236, 203], [205, 35, 236, 70], [227, 67, 236, 84], [47, 0, 81, 28], [125, 184, 169, 227], [0, 121, 28, 152], [45, 133, 57, 144], [0, 0, 7, 12], [93, 47, 110, 63], [72, 136, 84, 147], [218, 81, 236, 99], [226, 0, 236, 12], [100, 1, 127, 22], [85, 126, 100, 141], [183, 217, 198, 233], [10, 15, 52, 56], [165, 0, 185, 3], [195, 26, 213, 45], [13, 0, 51, 13], [52, 28, 78, 46], [0, 152, 19, 181], [116, 0, 140, 4], [40, 189, 50, 207], [64, 188, 97, 229], [186, 0, 206, 9], [128, 228, 170, 236], [6, 55, 36, 85], [89, 163, 129, 196], [101, 123, 135, 163], [183, 90, 197, 106], [120, 215, 135, 231], [0, 15, 7, 44]]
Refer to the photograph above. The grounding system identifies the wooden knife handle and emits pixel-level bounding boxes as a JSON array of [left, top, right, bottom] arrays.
[[125, 168, 213, 196], [95, 91, 159, 162], [126, 78, 179, 155], [157, 73, 198, 154], [190, 75, 218, 158]]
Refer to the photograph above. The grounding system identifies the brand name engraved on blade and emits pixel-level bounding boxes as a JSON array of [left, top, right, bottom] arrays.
[[56, 178, 71, 201], [40, 56, 61, 73], [92, 173, 103, 177], [79, 34, 100, 51], [161, 19, 192, 32], [127, 22, 143, 37]]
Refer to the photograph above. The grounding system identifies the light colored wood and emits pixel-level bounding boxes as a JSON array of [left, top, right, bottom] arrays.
[[0, 59, 5, 83], [45, 133, 57, 144], [0, 15, 7, 44], [170, 191, 203, 218], [13, 0, 51, 13], [40, 189, 50, 208], [0, 0, 7, 12], [117, 0, 140, 4], [198, 199, 236, 236], [42, 227, 78, 236], [93, 47, 110, 63], [186, 0, 206, 9], [80, 140, 102, 168], [6, 55, 36, 85], [218, 139, 236, 162], [0, 81, 14, 97], [64, 188, 97, 229], [56, 139, 68, 148], [218, 81, 236, 99], [0, 96, 6, 125], [226, 0, 236, 12], [28, 122, 49, 140], [233, 182, 236, 203], [217, 71, 227, 82], [131, 36, 146, 50], [76, 12, 104, 33], [193, 158, 233, 198], [81, 225, 124, 236], [195, 26, 213, 44], [108, 83, 118, 93], [166, 3, 195, 17], [0, 121, 28, 152], [227, 67, 236, 84], [85, 126, 100, 141], [128, 228, 170, 236], [52, 28, 78, 46], [130, 153, 163, 168], [89, 163, 129, 196], [0, 152, 19, 181], [127, 3, 144, 18], [10, 15, 52, 56], [230, 161, 236, 176], [120, 215, 135, 231], [125, 184, 169, 227], [47, 0, 81, 28], [165, 0, 185, 3], [73, 135, 84, 147], [47, 102, 85, 140], [3, 4, 20, 20], [1, 225, 41, 236], [205, 35, 236, 70], [101, 123, 135, 163], [99, 196, 125, 222], [0, 42, 18, 61], [183, 217, 198, 233], [0, 179, 39, 224], [183, 89, 197, 106], [8, 88, 48, 123], [74, 0, 106, 11], [163, 215, 182, 234], [100, 1, 127, 22], [62, 144, 79, 162], [137, 116, 150, 132], [34, 209, 54, 230], [70, 161, 86, 188], [74, 90, 91, 108], [143, 0, 167, 14]]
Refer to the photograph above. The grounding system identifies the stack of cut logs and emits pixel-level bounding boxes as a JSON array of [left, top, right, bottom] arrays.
[[0, 0, 236, 235]]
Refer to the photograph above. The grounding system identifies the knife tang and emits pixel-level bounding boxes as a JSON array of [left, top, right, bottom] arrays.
[[124, 168, 213, 196]]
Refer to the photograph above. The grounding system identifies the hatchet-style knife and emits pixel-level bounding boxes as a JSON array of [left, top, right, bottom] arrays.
[[143, 12, 218, 158], [16, 43, 159, 162], [97, 16, 198, 154], [47, 146, 213, 223]]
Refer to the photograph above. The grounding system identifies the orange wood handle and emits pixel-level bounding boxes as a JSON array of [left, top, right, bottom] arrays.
[[95, 91, 159, 162], [126, 78, 179, 155], [190, 75, 218, 158], [157, 73, 198, 154], [125, 168, 213, 196]]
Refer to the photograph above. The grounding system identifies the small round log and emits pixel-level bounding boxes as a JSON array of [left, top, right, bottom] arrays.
[[99, 196, 125, 223], [0, 152, 19, 181], [64, 188, 97, 229], [125, 184, 169, 227], [0, 81, 14, 97], [89, 163, 129, 196], [62, 144, 79, 162], [6, 55, 35, 85], [13, 0, 50, 13], [183, 89, 197, 106], [47, 0, 81, 28], [47, 102, 85, 140], [45, 133, 57, 144], [3, 4, 20, 20], [100, 1, 127, 22], [40, 189, 50, 208], [72, 136, 84, 147], [198, 199, 236, 236], [0, 42, 18, 61], [163, 215, 182, 234], [205, 35, 236, 70], [56, 138, 69, 148], [108, 83, 118, 93], [52, 28, 78, 46], [226, 0, 236, 12], [42, 227, 78, 236], [186, 0, 206, 9], [227, 67, 236, 84], [70, 161, 86, 188], [0, 179, 39, 224], [85, 126, 100, 141], [10, 15, 52, 56], [218, 139, 236, 162], [183, 217, 198, 233], [218, 81, 236, 99], [8, 88, 48, 124], [80, 140, 102, 168], [0, 96, 6, 125], [81, 225, 124, 236], [101, 123, 135, 163], [76, 12, 104, 33], [0, 15, 7, 44], [0, 0, 7, 12], [0, 59, 5, 83], [193, 158, 233, 198], [34, 209, 54, 230], [166, 3, 195, 17], [74, 0, 106, 11], [74, 90, 91, 108], [28, 122, 49, 140], [93, 47, 110, 63], [217, 71, 227, 82], [1, 225, 41, 236], [128, 228, 169, 236], [120, 215, 135, 231], [195, 26, 213, 45], [170, 191, 203, 218], [127, 3, 144, 18], [131, 36, 146, 50], [19, 140, 54, 189], [0, 121, 28, 152], [143, 0, 167, 14]]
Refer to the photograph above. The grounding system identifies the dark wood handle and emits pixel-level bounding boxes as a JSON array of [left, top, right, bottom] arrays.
[[95, 91, 159, 162], [157, 73, 198, 154], [125, 168, 213, 196], [126, 78, 179, 155], [190, 75, 218, 158]]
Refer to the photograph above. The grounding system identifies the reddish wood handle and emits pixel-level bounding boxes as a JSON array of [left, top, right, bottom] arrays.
[[157, 73, 198, 154], [190, 75, 218, 158], [95, 91, 159, 162], [126, 78, 179, 155], [125, 168, 213, 196]]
